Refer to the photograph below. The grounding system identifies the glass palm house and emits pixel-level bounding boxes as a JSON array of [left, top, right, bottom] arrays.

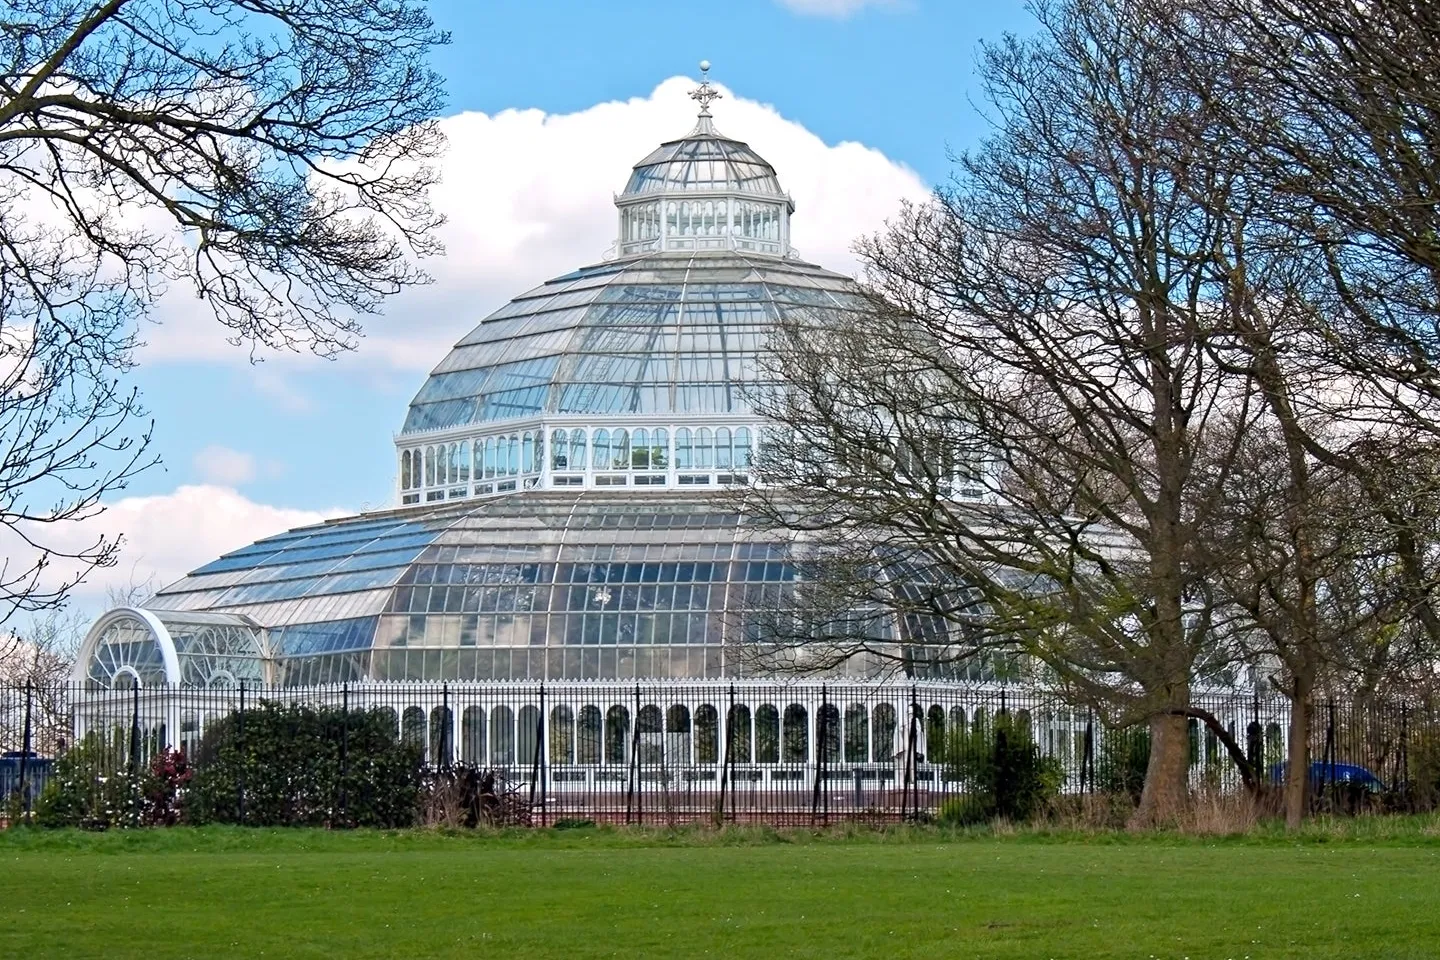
[[77, 72, 894, 692]]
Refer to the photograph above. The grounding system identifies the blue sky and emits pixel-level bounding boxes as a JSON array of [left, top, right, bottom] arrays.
[[64, 0, 1036, 607]]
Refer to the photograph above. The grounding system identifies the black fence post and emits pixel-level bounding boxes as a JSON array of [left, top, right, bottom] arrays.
[[18, 681, 33, 823], [1400, 704, 1410, 802], [339, 683, 349, 827], [441, 683, 453, 770], [237, 681, 246, 825], [535, 684, 547, 827], [626, 683, 642, 825], [811, 685, 827, 826], [719, 684, 734, 823]]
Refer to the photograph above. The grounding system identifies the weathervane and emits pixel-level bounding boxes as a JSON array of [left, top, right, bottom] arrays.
[[689, 59, 722, 117]]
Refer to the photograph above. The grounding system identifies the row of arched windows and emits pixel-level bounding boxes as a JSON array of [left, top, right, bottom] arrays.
[[399, 700, 937, 767], [399, 433, 546, 491], [547, 426, 753, 472], [733, 200, 781, 242], [634, 200, 782, 242], [402, 426, 759, 492]]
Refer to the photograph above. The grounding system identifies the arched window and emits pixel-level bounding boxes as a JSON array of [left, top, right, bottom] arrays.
[[439, 445, 450, 485], [873, 704, 897, 763], [569, 430, 587, 471], [424, 447, 435, 486], [949, 706, 966, 735], [734, 427, 752, 468], [507, 435, 521, 475], [461, 706, 486, 764], [696, 428, 714, 469], [578, 705, 603, 764], [611, 429, 630, 470], [845, 703, 869, 763], [756, 704, 779, 763], [551, 430, 569, 469], [402, 706, 426, 753], [666, 704, 691, 765], [782, 704, 809, 763], [605, 705, 630, 764], [717, 200, 727, 233], [592, 429, 611, 470], [430, 705, 453, 767], [401, 450, 412, 490], [376, 707, 399, 741], [483, 437, 497, 479], [727, 703, 752, 763], [549, 705, 575, 765], [637, 704, 663, 764], [631, 428, 650, 468], [696, 704, 719, 764], [675, 428, 693, 469], [666, 201, 678, 235], [715, 427, 732, 469], [652, 428, 669, 470], [928, 705, 947, 760], [517, 704, 541, 766], [679, 201, 690, 235], [819, 703, 841, 763], [490, 705, 514, 764], [522, 432, 535, 473]]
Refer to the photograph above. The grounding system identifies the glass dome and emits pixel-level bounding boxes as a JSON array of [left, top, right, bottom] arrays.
[[401, 253, 861, 433], [76, 69, 920, 690]]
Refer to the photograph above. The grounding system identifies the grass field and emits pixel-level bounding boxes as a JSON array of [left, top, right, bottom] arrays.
[[4, 823, 1440, 959]]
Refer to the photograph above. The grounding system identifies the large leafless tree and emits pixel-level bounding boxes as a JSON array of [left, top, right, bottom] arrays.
[[750, 0, 1275, 827], [0, 0, 446, 632]]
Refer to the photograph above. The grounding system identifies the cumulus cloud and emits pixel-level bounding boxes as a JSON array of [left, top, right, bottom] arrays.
[[775, 0, 899, 16], [140, 77, 930, 373], [38, 485, 345, 610]]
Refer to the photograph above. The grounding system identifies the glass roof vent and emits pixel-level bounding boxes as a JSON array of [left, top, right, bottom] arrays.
[[615, 62, 793, 258]]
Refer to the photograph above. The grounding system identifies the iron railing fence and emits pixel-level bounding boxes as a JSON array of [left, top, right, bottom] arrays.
[[3, 681, 1438, 826]]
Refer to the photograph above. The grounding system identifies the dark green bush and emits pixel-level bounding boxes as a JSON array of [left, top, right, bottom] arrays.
[[938, 712, 1062, 825], [186, 704, 424, 828]]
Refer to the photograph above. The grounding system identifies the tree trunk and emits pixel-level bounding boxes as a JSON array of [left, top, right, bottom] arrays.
[[1130, 710, 1190, 829], [1284, 672, 1314, 830]]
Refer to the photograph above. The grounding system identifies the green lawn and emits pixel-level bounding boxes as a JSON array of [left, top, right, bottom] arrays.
[[3, 826, 1440, 959]]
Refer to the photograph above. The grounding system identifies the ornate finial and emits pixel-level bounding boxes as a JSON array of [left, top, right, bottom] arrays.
[[690, 60, 722, 118]]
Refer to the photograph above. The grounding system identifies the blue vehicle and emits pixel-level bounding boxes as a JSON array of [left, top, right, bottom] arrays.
[[0, 750, 54, 810], [1269, 761, 1386, 793]]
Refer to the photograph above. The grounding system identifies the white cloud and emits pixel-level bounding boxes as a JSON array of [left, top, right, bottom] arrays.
[[139, 77, 930, 374], [31, 485, 345, 612], [775, 0, 899, 16], [192, 445, 256, 485]]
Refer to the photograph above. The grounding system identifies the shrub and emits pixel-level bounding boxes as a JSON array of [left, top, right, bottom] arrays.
[[421, 763, 532, 828], [938, 712, 1062, 825], [34, 732, 151, 829], [186, 703, 424, 828]]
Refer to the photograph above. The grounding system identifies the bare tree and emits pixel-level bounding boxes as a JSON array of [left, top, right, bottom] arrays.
[[749, 0, 1278, 827], [0, 0, 446, 631]]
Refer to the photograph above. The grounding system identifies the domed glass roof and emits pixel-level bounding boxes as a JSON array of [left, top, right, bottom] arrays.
[[78, 67, 923, 691], [400, 252, 862, 434], [621, 122, 787, 200]]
